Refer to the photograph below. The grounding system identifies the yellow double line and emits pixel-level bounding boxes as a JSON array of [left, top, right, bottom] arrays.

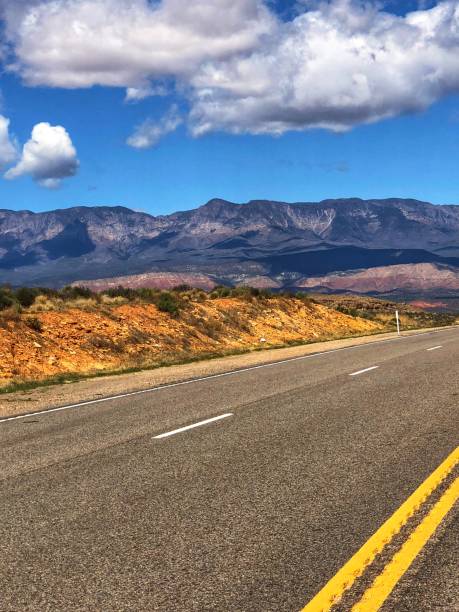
[[302, 446, 459, 612]]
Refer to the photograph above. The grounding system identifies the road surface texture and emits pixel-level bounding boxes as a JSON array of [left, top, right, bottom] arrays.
[[1, 327, 458, 611]]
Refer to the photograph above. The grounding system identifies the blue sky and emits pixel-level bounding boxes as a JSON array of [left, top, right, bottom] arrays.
[[1, 0, 459, 215]]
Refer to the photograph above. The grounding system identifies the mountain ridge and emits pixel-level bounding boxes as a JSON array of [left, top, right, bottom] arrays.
[[1, 197, 459, 289]]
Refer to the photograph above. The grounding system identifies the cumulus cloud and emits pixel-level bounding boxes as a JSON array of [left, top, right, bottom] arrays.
[[127, 105, 183, 149], [1, 0, 274, 88], [189, 0, 459, 134], [3, 0, 459, 136], [5, 122, 79, 188], [0, 115, 17, 168]]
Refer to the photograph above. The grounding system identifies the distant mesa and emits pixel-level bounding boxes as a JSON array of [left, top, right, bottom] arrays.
[[73, 272, 217, 291], [294, 263, 459, 294]]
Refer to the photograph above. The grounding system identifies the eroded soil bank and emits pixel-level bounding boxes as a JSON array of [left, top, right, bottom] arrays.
[[0, 296, 381, 389]]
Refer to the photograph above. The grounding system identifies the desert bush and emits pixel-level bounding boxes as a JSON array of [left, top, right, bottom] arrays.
[[210, 285, 232, 299], [258, 288, 274, 299], [25, 317, 43, 332], [100, 294, 128, 306], [172, 284, 192, 292], [200, 318, 224, 339], [347, 308, 359, 317], [186, 313, 224, 339], [0, 304, 21, 322], [296, 292, 316, 307], [358, 310, 377, 320], [15, 287, 40, 308], [134, 287, 160, 303], [156, 291, 181, 315], [126, 329, 150, 344], [230, 286, 259, 300], [335, 305, 359, 317], [86, 334, 125, 353], [59, 285, 96, 301], [68, 297, 100, 309], [186, 288, 208, 302], [29, 294, 59, 312], [0, 288, 14, 311], [102, 286, 137, 300]]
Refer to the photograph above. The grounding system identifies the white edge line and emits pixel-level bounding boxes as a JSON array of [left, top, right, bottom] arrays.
[[349, 365, 379, 376], [1, 326, 456, 424], [426, 345, 442, 351], [154, 413, 233, 439]]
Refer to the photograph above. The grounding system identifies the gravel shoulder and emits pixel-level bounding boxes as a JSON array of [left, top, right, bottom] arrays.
[[0, 326, 453, 419]]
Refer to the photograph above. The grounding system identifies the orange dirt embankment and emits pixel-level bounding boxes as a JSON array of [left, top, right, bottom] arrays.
[[0, 297, 382, 388]]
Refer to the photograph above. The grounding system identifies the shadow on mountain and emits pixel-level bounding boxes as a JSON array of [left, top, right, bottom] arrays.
[[40, 220, 95, 260], [262, 247, 459, 276]]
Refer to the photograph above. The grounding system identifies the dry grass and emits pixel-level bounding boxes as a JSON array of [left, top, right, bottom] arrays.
[[99, 294, 128, 306], [28, 295, 62, 312]]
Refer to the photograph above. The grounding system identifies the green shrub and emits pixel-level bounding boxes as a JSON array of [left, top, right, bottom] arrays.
[[37, 287, 60, 299], [0, 288, 14, 311], [135, 287, 160, 302], [59, 285, 97, 301], [358, 310, 376, 320], [230, 286, 261, 300], [15, 287, 39, 308], [102, 286, 137, 301], [172, 284, 192, 292], [156, 291, 180, 315], [210, 285, 232, 298], [335, 305, 359, 317]]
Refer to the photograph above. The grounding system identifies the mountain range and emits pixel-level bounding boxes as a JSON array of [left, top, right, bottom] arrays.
[[1, 197, 459, 295]]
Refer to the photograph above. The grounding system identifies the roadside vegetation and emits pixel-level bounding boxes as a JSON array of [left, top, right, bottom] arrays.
[[0, 283, 456, 393], [0, 284, 455, 327], [311, 293, 457, 330], [0, 284, 315, 317]]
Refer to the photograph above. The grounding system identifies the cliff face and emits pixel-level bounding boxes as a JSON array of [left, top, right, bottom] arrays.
[[1, 198, 459, 287]]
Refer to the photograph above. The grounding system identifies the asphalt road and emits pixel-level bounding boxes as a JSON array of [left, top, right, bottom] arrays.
[[1, 327, 458, 611]]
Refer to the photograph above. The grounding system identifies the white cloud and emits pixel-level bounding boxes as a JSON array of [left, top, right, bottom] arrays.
[[127, 104, 182, 149], [3, 0, 459, 137], [5, 122, 79, 188], [0, 115, 17, 168], [125, 83, 169, 103], [188, 0, 459, 135], [1, 0, 275, 88]]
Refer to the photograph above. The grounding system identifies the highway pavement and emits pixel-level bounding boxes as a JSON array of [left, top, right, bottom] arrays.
[[0, 327, 458, 611]]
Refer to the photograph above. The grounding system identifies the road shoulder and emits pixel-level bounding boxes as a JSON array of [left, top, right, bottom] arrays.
[[0, 326, 455, 419]]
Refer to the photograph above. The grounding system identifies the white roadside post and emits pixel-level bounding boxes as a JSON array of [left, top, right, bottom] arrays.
[[395, 309, 401, 336]]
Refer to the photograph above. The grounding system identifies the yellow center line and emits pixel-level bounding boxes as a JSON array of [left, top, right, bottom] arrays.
[[353, 476, 459, 611], [301, 446, 459, 612]]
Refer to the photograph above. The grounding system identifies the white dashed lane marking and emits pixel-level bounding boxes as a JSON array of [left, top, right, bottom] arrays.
[[349, 366, 379, 377], [153, 413, 233, 439]]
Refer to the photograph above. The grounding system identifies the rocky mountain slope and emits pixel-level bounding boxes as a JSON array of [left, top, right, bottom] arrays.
[[1, 198, 459, 289]]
